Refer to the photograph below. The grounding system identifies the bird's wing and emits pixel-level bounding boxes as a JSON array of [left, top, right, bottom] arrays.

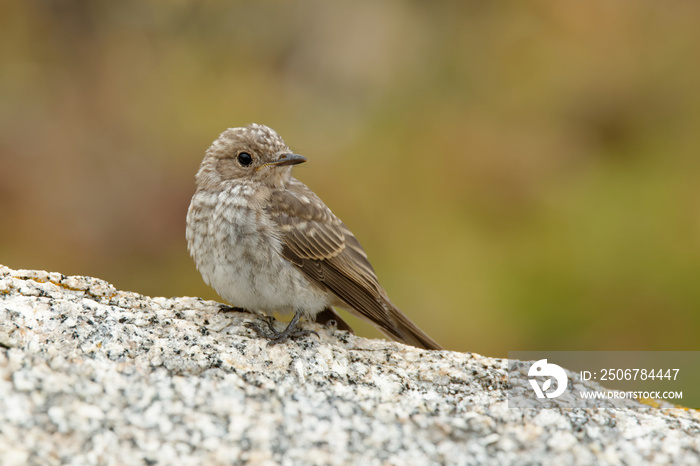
[[266, 179, 377, 289], [266, 179, 441, 350]]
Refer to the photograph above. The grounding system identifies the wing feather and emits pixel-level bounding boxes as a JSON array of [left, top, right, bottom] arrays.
[[266, 178, 441, 350]]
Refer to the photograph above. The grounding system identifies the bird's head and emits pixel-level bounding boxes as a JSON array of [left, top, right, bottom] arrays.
[[196, 123, 306, 189]]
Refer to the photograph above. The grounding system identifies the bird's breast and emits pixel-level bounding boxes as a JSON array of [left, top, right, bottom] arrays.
[[186, 185, 330, 314]]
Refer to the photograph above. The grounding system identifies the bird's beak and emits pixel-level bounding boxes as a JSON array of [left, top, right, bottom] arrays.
[[268, 153, 307, 167]]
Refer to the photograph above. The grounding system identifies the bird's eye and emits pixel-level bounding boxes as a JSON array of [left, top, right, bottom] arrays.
[[237, 152, 253, 166]]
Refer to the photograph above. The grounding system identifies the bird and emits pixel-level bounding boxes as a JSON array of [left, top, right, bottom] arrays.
[[186, 123, 442, 350]]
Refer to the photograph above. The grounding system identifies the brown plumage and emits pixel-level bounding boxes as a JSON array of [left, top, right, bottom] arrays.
[[186, 123, 442, 350], [267, 180, 441, 349]]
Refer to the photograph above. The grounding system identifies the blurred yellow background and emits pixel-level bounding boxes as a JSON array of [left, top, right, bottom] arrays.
[[2, 1, 699, 355]]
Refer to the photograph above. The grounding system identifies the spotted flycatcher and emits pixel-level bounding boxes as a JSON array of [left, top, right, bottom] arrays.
[[186, 124, 441, 350]]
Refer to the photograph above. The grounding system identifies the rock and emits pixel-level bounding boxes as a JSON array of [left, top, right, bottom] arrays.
[[0, 265, 698, 465]]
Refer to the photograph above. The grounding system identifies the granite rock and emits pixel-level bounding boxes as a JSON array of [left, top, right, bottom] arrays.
[[1, 265, 698, 465]]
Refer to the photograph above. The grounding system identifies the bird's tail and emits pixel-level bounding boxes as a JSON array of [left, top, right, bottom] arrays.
[[380, 299, 443, 350], [340, 292, 443, 350]]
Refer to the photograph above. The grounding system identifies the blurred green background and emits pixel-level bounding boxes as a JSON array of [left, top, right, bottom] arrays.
[[2, 1, 699, 355]]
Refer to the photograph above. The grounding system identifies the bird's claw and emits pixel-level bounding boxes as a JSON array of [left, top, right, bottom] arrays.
[[219, 304, 249, 314], [244, 313, 319, 346]]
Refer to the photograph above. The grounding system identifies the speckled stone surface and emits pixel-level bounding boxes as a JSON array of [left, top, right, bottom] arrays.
[[1, 265, 698, 465]]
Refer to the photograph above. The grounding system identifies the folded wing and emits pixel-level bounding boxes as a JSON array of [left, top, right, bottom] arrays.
[[266, 179, 442, 350]]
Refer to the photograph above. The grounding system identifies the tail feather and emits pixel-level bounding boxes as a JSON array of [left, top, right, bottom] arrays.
[[382, 301, 443, 350], [338, 296, 443, 350]]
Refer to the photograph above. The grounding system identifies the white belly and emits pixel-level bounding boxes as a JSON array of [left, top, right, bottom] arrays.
[[186, 187, 330, 316]]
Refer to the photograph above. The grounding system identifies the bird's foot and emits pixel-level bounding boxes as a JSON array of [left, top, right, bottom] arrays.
[[218, 304, 250, 314], [245, 312, 318, 346], [313, 307, 355, 333]]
